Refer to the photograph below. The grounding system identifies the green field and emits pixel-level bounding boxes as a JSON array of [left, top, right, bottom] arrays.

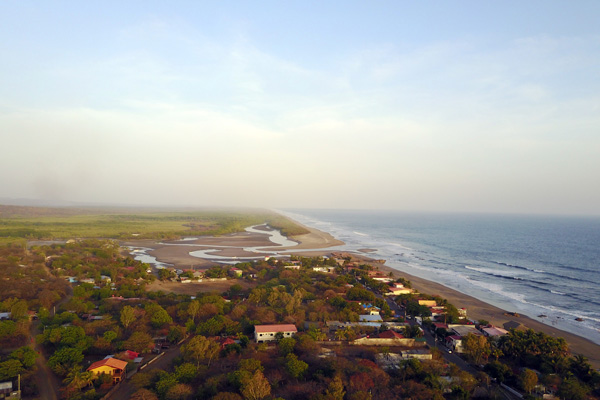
[[0, 205, 309, 243]]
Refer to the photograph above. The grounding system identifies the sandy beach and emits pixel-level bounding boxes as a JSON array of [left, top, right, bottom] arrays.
[[351, 255, 600, 368], [124, 222, 600, 368]]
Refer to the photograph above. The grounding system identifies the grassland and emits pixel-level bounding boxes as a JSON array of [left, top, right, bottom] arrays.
[[0, 205, 309, 243]]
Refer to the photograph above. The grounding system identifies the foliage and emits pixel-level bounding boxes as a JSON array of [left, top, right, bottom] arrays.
[[557, 377, 590, 400], [278, 337, 297, 356], [240, 370, 271, 400], [146, 303, 173, 328], [519, 368, 538, 394], [120, 305, 136, 329], [130, 388, 160, 400], [174, 363, 199, 383], [462, 333, 491, 364], [285, 354, 308, 379], [181, 335, 220, 367], [125, 331, 154, 353], [48, 347, 84, 376], [499, 328, 568, 368], [0, 359, 24, 380], [484, 361, 513, 384]]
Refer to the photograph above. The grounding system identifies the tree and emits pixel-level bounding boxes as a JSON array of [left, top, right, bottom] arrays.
[[557, 377, 589, 400], [187, 300, 200, 323], [462, 333, 491, 364], [240, 370, 271, 400], [103, 330, 118, 343], [125, 331, 154, 353], [348, 372, 375, 393], [212, 393, 242, 400], [323, 375, 345, 400], [48, 347, 84, 376], [0, 359, 23, 381], [278, 337, 296, 356], [120, 305, 136, 329], [182, 335, 220, 367], [146, 304, 173, 328], [10, 299, 28, 320], [130, 389, 159, 400], [484, 361, 512, 384], [166, 383, 193, 400], [519, 369, 538, 394], [285, 353, 308, 379], [63, 368, 94, 391], [174, 363, 199, 383], [9, 346, 37, 368], [168, 325, 187, 343], [159, 269, 176, 281]]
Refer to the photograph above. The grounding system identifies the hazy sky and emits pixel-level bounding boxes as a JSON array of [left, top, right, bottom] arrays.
[[2, 2, 599, 215]]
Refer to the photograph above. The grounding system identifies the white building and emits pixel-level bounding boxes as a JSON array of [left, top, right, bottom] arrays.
[[254, 324, 298, 343]]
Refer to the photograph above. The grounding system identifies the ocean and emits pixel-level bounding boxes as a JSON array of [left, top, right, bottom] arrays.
[[280, 209, 600, 345]]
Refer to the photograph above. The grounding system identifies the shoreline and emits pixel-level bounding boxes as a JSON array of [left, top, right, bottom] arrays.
[[123, 219, 600, 368], [336, 252, 600, 369]]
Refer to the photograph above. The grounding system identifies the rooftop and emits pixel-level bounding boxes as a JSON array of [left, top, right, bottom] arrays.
[[254, 324, 298, 333]]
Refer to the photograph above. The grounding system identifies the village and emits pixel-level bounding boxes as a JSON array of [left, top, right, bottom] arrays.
[[2, 238, 595, 400]]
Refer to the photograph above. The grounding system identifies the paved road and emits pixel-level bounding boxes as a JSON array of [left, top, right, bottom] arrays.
[[381, 293, 478, 373], [382, 293, 523, 399], [107, 344, 184, 400]]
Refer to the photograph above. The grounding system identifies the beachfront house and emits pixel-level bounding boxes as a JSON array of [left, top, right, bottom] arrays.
[[481, 326, 508, 338], [254, 324, 298, 343]]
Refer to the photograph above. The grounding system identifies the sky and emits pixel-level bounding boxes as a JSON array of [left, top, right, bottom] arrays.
[[1, 1, 599, 215]]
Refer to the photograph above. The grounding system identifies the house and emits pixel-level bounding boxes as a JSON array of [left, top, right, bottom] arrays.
[[125, 350, 139, 360], [229, 268, 243, 277], [449, 324, 481, 338], [0, 381, 18, 399], [214, 337, 237, 349], [284, 264, 301, 270], [432, 322, 448, 331], [458, 308, 467, 319], [401, 349, 432, 360], [87, 358, 129, 384], [446, 335, 464, 352], [372, 276, 393, 283], [0, 313, 11, 320], [378, 330, 404, 339], [254, 324, 297, 343], [361, 304, 381, 315], [312, 266, 336, 273], [385, 287, 414, 296], [429, 306, 446, 319], [418, 300, 437, 307], [481, 326, 508, 338], [359, 314, 383, 323]]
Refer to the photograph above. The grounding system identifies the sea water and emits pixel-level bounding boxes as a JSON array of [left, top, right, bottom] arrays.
[[280, 209, 600, 345]]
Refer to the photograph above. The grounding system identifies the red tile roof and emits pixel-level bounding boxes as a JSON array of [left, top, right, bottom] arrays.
[[254, 324, 297, 333], [378, 330, 404, 339], [87, 357, 128, 372]]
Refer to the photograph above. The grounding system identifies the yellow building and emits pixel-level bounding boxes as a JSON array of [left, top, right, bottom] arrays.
[[87, 358, 128, 384]]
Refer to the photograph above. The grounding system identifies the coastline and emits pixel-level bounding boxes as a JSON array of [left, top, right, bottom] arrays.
[[125, 219, 600, 368], [364, 256, 600, 368]]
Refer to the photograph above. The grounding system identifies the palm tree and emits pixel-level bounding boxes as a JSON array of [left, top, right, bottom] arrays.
[[63, 368, 95, 391]]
